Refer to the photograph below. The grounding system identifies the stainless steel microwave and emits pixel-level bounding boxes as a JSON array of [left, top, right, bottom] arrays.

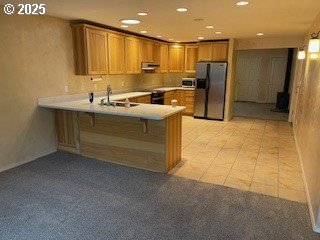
[[182, 78, 196, 88]]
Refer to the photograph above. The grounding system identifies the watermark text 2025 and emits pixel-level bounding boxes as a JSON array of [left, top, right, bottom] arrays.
[[3, 4, 46, 15]]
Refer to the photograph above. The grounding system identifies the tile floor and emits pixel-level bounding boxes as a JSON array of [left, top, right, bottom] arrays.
[[169, 116, 307, 203]]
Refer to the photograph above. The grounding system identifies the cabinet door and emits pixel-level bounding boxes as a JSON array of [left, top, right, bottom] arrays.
[[86, 28, 108, 75], [164, 91, 174, 105], [185, 91, 195, 115], [169, 45, 184, 72], [198, 43, 213, 61], [125, 37, 141, 74], [55, 110, 80, 154], [212, 42, 229, 61], [136, 95, 151, 104], [141, 40, 154, 62], [185, 45, 198, 73], [108, 33, 125, 74], [178, 90, 186, 106], [160, 44, 169, 72]]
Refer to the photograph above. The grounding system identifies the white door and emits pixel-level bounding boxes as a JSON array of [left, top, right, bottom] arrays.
[[267, 57, 287, 103], [236, 57, 261, 102]]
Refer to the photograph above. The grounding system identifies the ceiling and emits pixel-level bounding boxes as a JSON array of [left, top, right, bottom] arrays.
[[3, 0, 320, 42]]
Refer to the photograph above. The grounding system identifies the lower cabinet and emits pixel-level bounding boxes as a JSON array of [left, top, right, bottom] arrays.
[[184, 91, 195, 115], [164, 90, 194, 115], [136, 95, 151, 104], [164, 91, 175, 105], [55, 110, 80, 154]]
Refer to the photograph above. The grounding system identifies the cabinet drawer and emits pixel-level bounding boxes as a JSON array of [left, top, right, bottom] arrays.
[[185, 91, 195, 97], [164, 91, 174, 99], [136, 95, 151, 104]]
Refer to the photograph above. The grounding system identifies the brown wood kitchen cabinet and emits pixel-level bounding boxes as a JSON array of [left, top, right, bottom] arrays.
[[185, 45, 198, 73], [169, 45, 184, 72], [55, 110, 80, 154], [108, 33, 125, 74], [125, 37, 141, 74], [177, 90, 194, 115], [160, 44, 169, 73], [71, 24, 108, 75], [141, 40, 154, 62], [136, 95, 151, 104], [164, 91, 175, 105], [198, 42, 213, 61], [198, 41, 229, 61]]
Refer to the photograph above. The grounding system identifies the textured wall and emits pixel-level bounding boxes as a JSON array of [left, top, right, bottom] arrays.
[[292, 12, 320, 232], [235, 36, 302, 50], [0, 12, 167, 171]]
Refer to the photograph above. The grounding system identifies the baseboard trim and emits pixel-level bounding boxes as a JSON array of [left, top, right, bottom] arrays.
[[293, 127, 319, 233], [0, 147, 57, 173]]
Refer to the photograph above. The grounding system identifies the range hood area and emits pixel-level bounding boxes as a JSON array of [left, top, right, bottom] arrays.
[[141, 62, 160, 70]]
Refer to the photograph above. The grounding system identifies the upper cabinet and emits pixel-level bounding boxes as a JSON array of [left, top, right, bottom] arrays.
[[141, 40, 154, 62], [71, 25, 108, 75], [169, 45, 184, 73], [108, 33, 125, 74], [71, 24, 229, 76], [125, 37, 141, 74], [212, 42, 229, 61], [198, 41, 229, 61], [198, 42, 213, 61], [185, 45, 198, 73], [154, 43, 169, 73]]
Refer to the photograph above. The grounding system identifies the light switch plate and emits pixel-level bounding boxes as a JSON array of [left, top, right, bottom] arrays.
[[121, 81, 124, 87], [64, 85, 69, 93]]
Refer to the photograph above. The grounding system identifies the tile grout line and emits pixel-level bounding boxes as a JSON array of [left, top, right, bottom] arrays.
[[222, 119, 255, 187], [249, 119, 267, 191], [198, 121, 237, 180]]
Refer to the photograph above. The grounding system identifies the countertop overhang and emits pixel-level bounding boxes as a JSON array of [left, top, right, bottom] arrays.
[[38, 91, 185, 120]]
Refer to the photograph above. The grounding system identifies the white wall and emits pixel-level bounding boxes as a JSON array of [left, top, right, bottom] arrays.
[[235, 49, 288, 103]]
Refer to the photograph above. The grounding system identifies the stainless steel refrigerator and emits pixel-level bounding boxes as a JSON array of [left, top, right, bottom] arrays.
[[194, 62, 227, 120]]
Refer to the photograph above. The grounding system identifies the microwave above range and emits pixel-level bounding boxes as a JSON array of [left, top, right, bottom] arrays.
[[182, 78, 196, 88]]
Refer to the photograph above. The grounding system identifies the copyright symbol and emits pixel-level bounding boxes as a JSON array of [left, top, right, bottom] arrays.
[[4, 4, 15, 15]]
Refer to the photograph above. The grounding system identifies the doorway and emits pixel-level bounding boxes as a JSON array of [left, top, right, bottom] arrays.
[[233, 49, 291, 121]]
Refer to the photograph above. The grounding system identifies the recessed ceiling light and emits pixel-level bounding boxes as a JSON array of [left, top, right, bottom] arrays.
[[176, 7, 188, 12], [206, 26, 214, 29], [120, 25, 128, 28], [137, 12, 148, 16], [257, 32, 264, 36], [236, 1, 249, 6], [140, 30, 147, 34], [156, 35, 162, 38], [215, 31, 222, 34], [120, 19, 140, 25], [198, 36, 204, 40]]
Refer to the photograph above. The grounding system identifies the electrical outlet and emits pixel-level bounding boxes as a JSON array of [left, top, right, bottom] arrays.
[[121, 81, 124, 87], [94, 83, 97, 90], [64, 85, 69, 93]]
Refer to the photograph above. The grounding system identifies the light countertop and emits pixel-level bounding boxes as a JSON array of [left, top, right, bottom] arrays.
[[38, 91, 185, 120], [154, 87, 195, 92]]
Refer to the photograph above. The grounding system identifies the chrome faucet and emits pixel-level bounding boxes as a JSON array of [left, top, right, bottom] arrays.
[[100, 85, 113, 106]]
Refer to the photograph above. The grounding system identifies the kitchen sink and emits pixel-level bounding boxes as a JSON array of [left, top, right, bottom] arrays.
[[100, 101, 139, 107]]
